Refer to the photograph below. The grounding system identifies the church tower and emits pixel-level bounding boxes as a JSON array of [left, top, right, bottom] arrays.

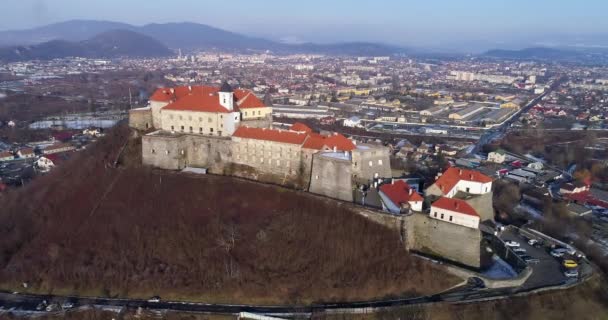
[[219, 81, 234, 111]]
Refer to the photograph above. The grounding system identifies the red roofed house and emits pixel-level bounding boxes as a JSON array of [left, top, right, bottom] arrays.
[[426, 167, 494, 221], [430, 197, 480, 229], [130, 82, 272, 135], [379, 180, 424, 213], [426, 167, 493, 198]]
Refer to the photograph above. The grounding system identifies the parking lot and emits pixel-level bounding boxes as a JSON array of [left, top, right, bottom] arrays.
[[499, 228, 578, 290]]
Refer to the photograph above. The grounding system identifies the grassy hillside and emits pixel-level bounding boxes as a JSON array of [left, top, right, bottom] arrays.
[[0, 125, 459, 304]]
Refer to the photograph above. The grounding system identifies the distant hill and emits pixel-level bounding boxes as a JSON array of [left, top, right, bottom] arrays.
[[0, 20, 405, 56], [0, 29, 173, 62], [0, 20, 135, 47], [483, 47, 582, 60], [138, 22, 278, 51]]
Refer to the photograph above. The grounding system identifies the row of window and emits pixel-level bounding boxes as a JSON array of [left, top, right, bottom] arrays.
[[167, 112, 260, 122], [353, 159, 383, 167], [243, 110, 263, 117], [170, 125, 223, 136], [169, 114, 221, 122], [433, 211, 454, 222]]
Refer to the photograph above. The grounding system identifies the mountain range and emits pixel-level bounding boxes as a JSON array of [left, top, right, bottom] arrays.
[[482, 46, 608, 64], [0, 29, 172, 62], [0, 20, 404, 61]]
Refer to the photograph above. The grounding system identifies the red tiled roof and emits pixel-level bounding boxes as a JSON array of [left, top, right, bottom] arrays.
[[19, 148, 35, 155], [149, 86, 266, 111], [0, 151, 13, 158], [290, 122, 312, 133], [380, 180, 424, 206], [433, 167, 492, 195], [302, 132, 355, 151], [233, 127, 308, 145], [162, 93, 232, 113], [432, 197, 479, 217], [235, 90, 265, 109]]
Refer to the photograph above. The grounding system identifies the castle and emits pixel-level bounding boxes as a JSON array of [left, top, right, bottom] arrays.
[[129, 83, 391, 201], [129, 83, 495, 269]]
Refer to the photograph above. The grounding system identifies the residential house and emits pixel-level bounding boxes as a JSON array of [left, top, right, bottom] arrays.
[[488, 150, 507, 164]]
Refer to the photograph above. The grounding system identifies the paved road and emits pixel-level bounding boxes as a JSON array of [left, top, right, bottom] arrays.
[[0, 273, 583, 316], [499, 229, 570, 290]]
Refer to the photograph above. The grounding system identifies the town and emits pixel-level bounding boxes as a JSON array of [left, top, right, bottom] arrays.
[[1, 34, 608, 319]]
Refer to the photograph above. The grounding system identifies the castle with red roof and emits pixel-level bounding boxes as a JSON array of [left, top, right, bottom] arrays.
[[130, 86, 391, 201]]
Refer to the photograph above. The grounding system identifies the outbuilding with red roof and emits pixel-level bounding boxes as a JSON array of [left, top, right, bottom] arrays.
[[430, 197, 480, 229], [379, 180, 424, 213]]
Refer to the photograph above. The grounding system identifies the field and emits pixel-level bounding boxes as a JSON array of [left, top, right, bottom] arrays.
[[0, 124, 459, 305]]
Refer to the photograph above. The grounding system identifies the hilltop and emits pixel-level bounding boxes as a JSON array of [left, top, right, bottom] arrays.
[[0, 124, 458, 304], [0, 29, 172, 62], [0, 20, 404, 56]]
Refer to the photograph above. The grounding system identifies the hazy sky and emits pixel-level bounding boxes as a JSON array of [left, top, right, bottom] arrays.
[[2, 0, 607, 48]]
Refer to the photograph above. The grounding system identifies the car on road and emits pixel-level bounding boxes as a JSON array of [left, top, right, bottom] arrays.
[[61, 302, 74, 309], [505, 240, 520, 247], [147, 296, 161, 303], [45, 303, 60, 312], [564, 269, 579, 278], [550, 248, 568, 257], [528, 239, 543, 247], [522, 255, 540, 264], [36, 302, 46, 311], [563, 259, 578, 269], [467, 277, 486, 289]]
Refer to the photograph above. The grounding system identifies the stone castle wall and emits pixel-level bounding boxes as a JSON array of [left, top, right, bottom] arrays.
[[405, 212, 482, 269], [129, 109, 153, 131], [309, 154, 354, 202], [142, 132, 311, 189], [463, 192, 494, 221], [239, 115, 273, 129]]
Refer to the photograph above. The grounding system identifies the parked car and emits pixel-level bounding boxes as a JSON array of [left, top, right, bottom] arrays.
[[45, 303, 60, 312], [467, 277, 486, 289], [564, 270, 579, 278], [563, 259, 578, 269], [522, 255, 540, 264], [505, 240, 520, 247], [551, 248, 568, 257], [147, 296, 161, 303], [513, 247, 527, 253], [61, 302, 74, 309], [528, 239, 543, 247]]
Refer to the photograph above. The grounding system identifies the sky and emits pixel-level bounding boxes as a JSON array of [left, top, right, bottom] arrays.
[[2, 0, 608, 50]]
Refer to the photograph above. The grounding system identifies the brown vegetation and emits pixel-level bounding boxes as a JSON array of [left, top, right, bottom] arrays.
[[0, 124, 458, 304]]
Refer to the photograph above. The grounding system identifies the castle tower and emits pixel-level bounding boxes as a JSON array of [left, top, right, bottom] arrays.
[[219, 81, 234, 111]]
